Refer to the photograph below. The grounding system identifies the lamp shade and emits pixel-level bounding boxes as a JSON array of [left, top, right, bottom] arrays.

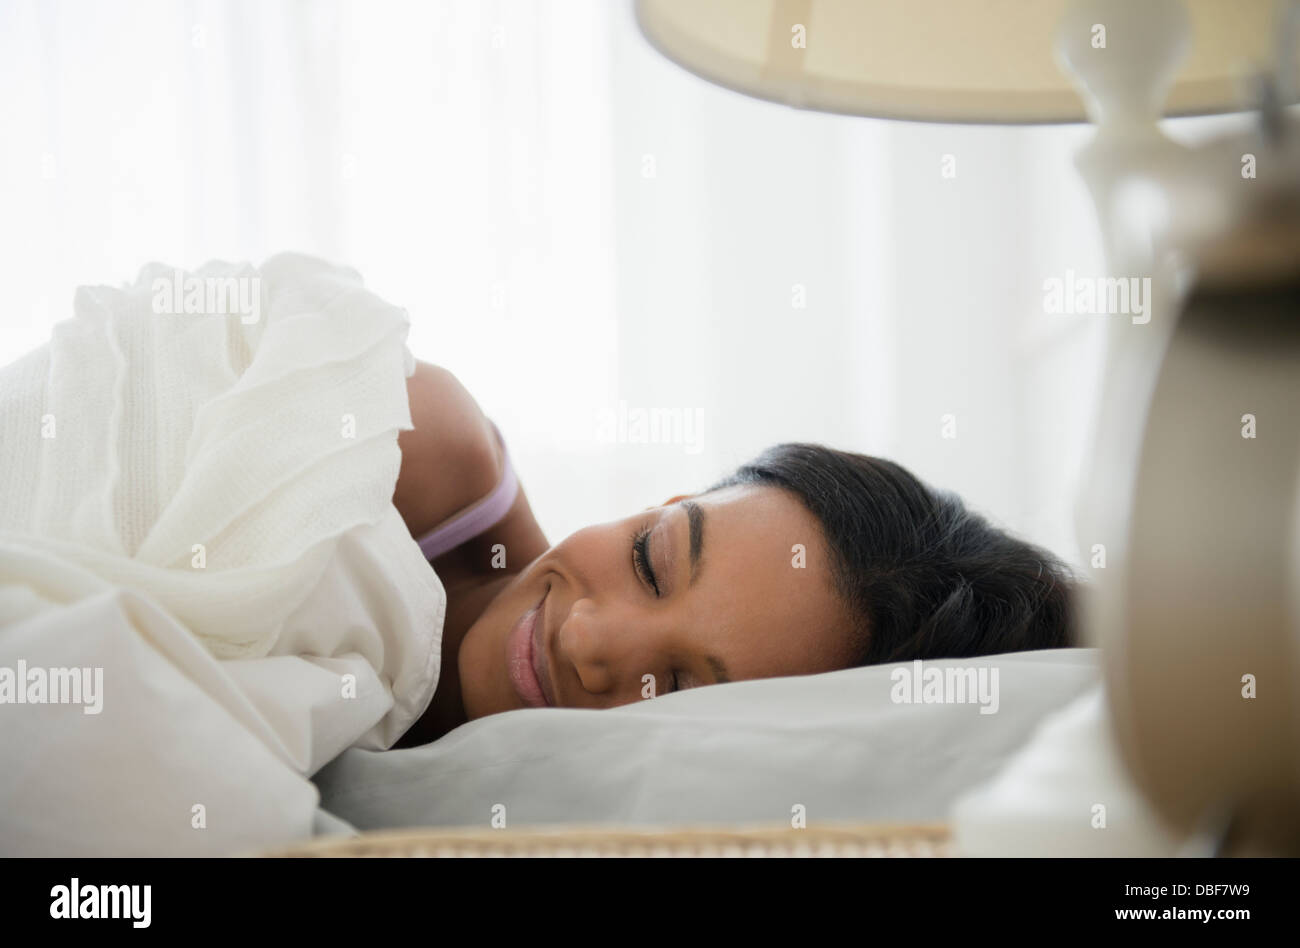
[[634, 0, 1284, 123]]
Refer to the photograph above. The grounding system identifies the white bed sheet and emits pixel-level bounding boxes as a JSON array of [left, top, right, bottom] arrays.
[[0, 255, 444, 856]]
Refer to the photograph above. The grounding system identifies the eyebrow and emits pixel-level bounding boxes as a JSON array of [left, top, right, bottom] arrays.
[[679, 500, 730, 685], [683, 499, 705, 586]]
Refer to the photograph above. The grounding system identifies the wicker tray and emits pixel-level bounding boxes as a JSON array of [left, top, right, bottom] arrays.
[[269, 822, 952, 857]]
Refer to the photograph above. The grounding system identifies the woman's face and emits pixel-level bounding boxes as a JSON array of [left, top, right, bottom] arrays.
[[457, 483, 856, 719]]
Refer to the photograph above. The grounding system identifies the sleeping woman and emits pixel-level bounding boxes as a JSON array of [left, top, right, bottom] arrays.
[[0, 255, 1077, 853], [395, 361, 1076, 746]]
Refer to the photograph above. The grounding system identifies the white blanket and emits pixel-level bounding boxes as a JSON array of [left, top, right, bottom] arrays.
[[0, 254, 444, 855]]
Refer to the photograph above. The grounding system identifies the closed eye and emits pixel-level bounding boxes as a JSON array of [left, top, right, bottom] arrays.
[[631, 527, 659, 596]]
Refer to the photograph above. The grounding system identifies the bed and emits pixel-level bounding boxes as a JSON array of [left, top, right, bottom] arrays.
[[0, 256, 1113, 857], [270, 822, 953, 857]]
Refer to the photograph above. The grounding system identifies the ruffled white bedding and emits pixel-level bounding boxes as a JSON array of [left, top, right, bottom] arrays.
[[0, 254, 443, 855]]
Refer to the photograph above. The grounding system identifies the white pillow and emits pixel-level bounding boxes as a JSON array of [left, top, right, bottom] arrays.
[[313, 648, 1098, 832]]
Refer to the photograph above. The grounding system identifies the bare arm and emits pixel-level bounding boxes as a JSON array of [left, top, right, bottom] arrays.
[[394, 361, 548, 574]]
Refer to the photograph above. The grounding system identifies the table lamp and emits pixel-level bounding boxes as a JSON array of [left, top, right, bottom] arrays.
[[636, 0, 1300, 854]]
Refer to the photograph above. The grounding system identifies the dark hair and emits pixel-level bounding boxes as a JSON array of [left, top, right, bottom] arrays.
[[708, 443, 1077, 665]]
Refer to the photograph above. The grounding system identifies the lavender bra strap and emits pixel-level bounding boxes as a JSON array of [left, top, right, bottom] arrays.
[[416, 421, 519, 561]]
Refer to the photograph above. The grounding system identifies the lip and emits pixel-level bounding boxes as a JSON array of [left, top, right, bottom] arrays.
[[507, 588, 554, 708], [532, 587, 556, 707]]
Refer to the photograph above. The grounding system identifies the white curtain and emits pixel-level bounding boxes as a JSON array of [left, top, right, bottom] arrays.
[[0, 0, 1244, 566]]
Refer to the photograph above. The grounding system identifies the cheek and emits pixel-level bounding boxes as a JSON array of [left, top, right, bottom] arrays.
[[457, 596, 515, 717], [455, 620, 491, 717], [719, 579, 848, 676]]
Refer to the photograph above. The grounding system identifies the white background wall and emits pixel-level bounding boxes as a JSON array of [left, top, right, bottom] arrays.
[[0, 0, 1246, 567]]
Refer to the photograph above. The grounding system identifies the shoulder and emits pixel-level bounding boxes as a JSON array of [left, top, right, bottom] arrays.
[[393, 361, 504, 540]]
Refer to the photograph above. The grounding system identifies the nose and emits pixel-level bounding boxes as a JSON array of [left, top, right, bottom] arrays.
[[557, 596, 621, 697]]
